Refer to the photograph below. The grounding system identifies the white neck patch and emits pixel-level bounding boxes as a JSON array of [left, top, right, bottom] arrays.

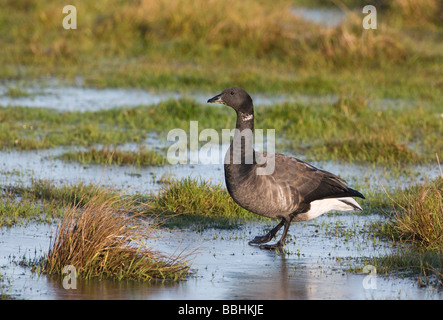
[[241, 113, 254, 121]]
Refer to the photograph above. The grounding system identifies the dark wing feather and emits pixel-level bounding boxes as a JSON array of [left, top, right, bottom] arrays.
[[258, 153, 365, 203]]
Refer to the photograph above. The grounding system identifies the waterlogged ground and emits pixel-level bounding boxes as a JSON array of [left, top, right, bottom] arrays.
[[1, 84, 442, 300], [1, 217, 441, 300]]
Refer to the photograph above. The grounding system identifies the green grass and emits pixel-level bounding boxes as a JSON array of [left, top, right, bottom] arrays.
[[0, 98, 232, 151], [58, 145, 166, 166], [145, 177, 261, 230], [373, 250, 442, 287], [258, 95, 442, 164], [382, 177, 443, 252], [0, 194, 62, 227]]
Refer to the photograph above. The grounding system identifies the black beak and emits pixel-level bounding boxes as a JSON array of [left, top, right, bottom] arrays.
[[207, 93, 225, 104]]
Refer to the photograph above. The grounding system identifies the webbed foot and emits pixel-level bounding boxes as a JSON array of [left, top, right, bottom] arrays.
[[248, 234, 273, 245], [259, 242, 285, 251]]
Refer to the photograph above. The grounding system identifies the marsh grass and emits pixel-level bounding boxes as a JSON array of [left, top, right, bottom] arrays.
[[19, 179, 119, 208], [319, 137, 420, 164], [41, 192, 190, 281], [0, 193, 62, 227], [0, 105, 144, 150], [374, 250, 442, 288], [58, 145, 166, 166], [1, 95, 441, 166], [146, 177, 262, 229], [258, 94, 442, 165]]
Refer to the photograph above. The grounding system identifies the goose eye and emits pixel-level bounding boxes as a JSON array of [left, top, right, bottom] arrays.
[[230, 91, 234, 95]]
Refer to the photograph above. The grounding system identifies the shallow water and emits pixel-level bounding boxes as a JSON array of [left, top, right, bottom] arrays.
[[1, 216, 440, 300], [1, 143, 440, 197], [0, 82, 309, 111], [0, 146, 225, 194], [0, 82, 419, 115], [0, 85, 181, 112], [292, 7, 346, 27]]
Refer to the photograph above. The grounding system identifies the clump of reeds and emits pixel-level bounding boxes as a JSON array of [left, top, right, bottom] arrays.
[[42, 191, 189, 281]]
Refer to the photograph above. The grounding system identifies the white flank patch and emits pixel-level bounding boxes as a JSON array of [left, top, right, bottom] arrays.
[[294, 197, 362, 222]]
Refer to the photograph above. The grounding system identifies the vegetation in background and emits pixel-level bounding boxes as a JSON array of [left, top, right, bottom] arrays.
[[0, 0, 441, 101]]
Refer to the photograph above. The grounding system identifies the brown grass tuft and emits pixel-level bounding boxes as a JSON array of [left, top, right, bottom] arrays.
[[42, 191, 190, 281]]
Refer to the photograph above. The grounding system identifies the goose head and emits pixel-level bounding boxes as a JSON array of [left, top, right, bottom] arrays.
[[207, 87, 253, 117]]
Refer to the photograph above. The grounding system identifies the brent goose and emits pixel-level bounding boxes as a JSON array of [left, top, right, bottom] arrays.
[[208, 87, 365, 250]]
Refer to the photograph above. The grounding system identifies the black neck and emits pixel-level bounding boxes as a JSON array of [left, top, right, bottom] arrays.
[[226, 110, 256, 167]]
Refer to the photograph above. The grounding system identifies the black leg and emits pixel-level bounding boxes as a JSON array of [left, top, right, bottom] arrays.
[[259, 218, 292, 250], [248, 219, 285, 245]]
